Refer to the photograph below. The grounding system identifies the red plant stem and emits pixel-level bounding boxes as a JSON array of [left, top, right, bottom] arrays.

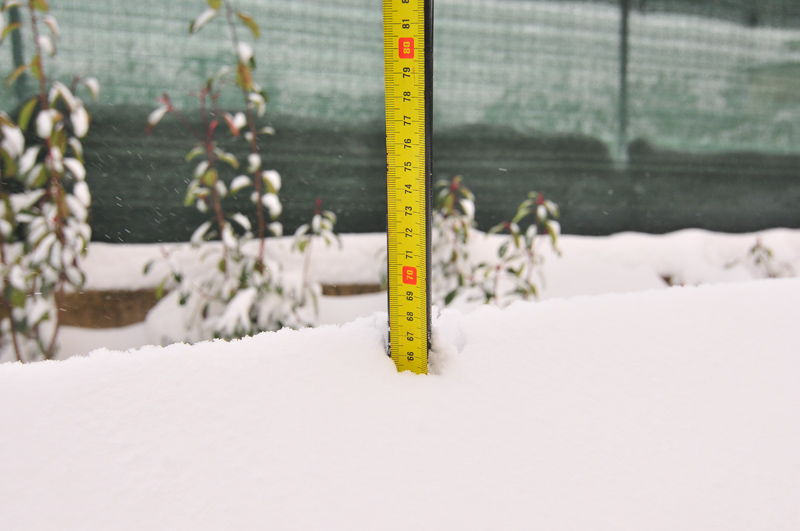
[[200, 91, 229, 265], [223, 1, 266, 260]]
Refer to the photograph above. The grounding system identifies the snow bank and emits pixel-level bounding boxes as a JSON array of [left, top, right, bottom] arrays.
[[1, 279, 798, 530]]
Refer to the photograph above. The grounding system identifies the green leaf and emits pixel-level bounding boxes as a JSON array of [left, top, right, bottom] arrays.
[[1, 150, 16, 177], [8, 287, 26, 308], [143, 260, 154, 275], [31, 0, 49, 11], [201, 167, 218, 186], [17, 97, 38, 130], [444, 289, 458, 306], [30, 165, 49, 187], [236, 63, 252, 91], [190, 8, 218, 34], [215, 150, 239, 169], [155, 278, 167, 300], [183, 187, 197, 207], [207, 0, 221, 8], [487, 223, 504, 235], [29, 55, 42, 81], [0, 21, 20, 42], [498, 241, 509, 258], [237, 12, 260, 38], [185, 146, 204, 163], [5, 63, 27, 87]]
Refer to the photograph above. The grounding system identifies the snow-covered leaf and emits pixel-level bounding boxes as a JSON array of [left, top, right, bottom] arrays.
[[247, 153, 261, 173], [42, 15, 59, 39], [217, 287, 257, 337], [215, 180, 227, 198], [64, 156, 86, 181], [190, 8, 217, 33], [232, 112, 247, 131], [147, 105, 169, 127], [72, 180, 90, 206], [190, 221, 212, 246], [82, 77, 100, 101], [193, 160, 209, 179], [48, 146, 63, 173], [231, 213, 251, 231], [66, 194, 87, 221], [38, 35, 55, 56], [261, 170, 281, 193], [222, 112, 247, 136], [248, 92, 266, 117], [221, 222, 237, 250], [1, 124, 24, 158], [0, 219, 12, 238], [70, 106, 89, 138], [49, 81, 77, 110], [68, 137, 84, 162], [36, 109, 54, 138], [19, 146, 41, 175], [294, 224, 309, 238], [65, 266, 84, 287], [262, 193, 282, 218], [537, 204, 547, 222], [230, 175, 251, 193], [459, 198, 475, 220], [236, 42, 254, 65]]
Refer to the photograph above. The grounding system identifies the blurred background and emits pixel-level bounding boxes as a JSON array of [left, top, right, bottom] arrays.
[[3, 0, 800, 242]]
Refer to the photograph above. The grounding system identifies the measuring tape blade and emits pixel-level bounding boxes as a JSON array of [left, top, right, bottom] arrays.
[[383, 0, 432, 374]]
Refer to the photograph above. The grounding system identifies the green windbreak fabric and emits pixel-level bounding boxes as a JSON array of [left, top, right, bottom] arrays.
[[3, 0, 799, 242]]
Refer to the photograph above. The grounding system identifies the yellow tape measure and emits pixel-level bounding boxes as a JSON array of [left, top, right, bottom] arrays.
[[383, 0, 432, 374]]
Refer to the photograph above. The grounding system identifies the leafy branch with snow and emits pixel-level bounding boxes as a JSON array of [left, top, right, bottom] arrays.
[[473, 191, 561, 305], [431, 176, 561, 308], [0, 0, 98, 362], [145, 0, 337, 341]]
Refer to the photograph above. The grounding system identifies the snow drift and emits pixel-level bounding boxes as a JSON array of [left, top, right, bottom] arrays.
[[1, 278, 798, 530]]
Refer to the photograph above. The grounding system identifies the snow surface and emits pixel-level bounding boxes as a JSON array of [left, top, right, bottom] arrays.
[[1, 277, 799, 530]]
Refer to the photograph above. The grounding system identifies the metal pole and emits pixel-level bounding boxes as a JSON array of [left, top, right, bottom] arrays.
[[618, 0, 629, 164]]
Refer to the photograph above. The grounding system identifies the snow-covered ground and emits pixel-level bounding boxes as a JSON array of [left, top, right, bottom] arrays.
[[1, 229, 799, 529]]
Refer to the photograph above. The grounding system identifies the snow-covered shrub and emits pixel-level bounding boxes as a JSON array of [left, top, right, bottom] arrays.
[[431, 176, 475, 307], [430, 176, 561, 308], [145, 1, 336, 341], [743, 237, 794, 279], [0, 0, 98, 362], [472, 192, 561, 305]]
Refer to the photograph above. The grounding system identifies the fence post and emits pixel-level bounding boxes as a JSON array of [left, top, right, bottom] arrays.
[[617, 0, 629, 165], [8, 6, 28, 105]]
